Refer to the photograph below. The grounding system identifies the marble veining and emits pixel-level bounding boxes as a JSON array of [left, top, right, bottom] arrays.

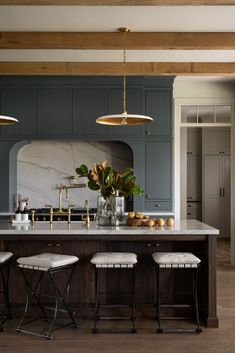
[[17, 141, 132, 209], [0, 220, 219, 235]]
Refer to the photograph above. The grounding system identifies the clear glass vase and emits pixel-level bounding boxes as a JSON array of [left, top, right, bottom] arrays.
[[96, 194, 125, 226]]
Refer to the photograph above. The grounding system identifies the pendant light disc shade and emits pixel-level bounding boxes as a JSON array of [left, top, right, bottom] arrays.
[[96, 112, 153, 126], [0, 115, 19, 125]]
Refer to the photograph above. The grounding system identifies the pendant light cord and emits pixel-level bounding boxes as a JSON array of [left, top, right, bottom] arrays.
[[119, 27, 130, 115], [123, 47, 127, 114]]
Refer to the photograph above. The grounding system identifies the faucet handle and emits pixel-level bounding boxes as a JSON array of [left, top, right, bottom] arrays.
[[67, 205, 74, 224]]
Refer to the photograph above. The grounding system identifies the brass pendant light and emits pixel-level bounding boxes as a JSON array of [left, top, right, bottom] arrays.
[[96, 27, 153, 126], [0, 115, 19, 125]]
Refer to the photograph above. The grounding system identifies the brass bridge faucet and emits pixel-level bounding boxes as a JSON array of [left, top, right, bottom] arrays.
[[58, 185, 69, 213]]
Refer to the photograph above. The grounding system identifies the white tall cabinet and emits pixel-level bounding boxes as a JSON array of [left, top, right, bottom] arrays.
[[203, 129, 230, 237], [187, 129, 202, 220]]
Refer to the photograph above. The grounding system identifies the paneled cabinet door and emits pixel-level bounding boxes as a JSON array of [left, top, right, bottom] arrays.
[[37, 88, 72, 135], [108, 88, 144, 136], [204, 155, 230, 237], [73, 88, 107, 135], [0, 88, 36, 135], [145, 90, 172, 137], [203, 129, 230, 155], [187, 155, 202, 201], [187, 129, 202, 156], [145, 141, 172, 210]]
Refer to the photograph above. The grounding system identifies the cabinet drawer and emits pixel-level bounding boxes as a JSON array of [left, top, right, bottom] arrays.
[[145, 201, 172, 211]]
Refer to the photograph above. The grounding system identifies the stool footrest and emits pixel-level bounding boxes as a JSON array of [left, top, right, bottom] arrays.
[[157, 328, 202, 333], [92, 328, 137, 334], [98, 316, 134, 321], [160, 304, 192, 308], [98, 304, 133, 309]]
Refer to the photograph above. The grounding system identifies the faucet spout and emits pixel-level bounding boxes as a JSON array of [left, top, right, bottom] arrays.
[[58, 185, 69, 213]]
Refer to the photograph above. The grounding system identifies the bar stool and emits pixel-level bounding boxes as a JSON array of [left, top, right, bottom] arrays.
[[0, 252, 13, 331], [91, 252, 137, 333], [16, 253, 79, 339], [152, 252, 202, 333]]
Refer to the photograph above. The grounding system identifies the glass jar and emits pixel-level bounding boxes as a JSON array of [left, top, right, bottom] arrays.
[[96, 192, 125, 226]]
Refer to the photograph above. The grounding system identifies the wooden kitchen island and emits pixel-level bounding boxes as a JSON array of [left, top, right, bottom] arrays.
[[0, 220, 219, 328]]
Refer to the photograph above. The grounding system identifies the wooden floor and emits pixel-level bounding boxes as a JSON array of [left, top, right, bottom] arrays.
[[1, 239, 234, 353]]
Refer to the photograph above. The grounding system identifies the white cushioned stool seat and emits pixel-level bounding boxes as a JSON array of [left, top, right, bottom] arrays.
[[91, 252, 137, 268], [152, 252, 201, 268], [17, 253, 79, 271], [0, 252, 13, 264]]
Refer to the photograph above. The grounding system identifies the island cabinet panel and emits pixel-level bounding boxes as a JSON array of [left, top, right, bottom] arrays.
[[107, 87, 144, 136], [37, 88, 72, 135], [73, 88, 107, 136], [145, 141, 172, 210], [0, 88, 36, 135], [145, 89, 172, 137]]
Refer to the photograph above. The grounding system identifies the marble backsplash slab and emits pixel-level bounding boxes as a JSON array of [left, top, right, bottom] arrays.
[[17, 141, 133, 209]]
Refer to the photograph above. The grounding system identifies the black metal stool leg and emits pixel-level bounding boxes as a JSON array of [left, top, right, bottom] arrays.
[[156, 265, 162, 333], [0, 258, 12, 331], [92, 267, 99, 333], [131, 266, 137, 333], [193, 268, 202, 333], [16, 262, 78, 339]]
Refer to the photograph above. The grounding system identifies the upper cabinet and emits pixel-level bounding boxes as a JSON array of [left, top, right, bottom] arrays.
[[37, 88, 72, 135], [187, 129, 202, 156], [145, 90, 172, 137], [73, 88, 107, 136], [203, 129, 230, 155], [0, 88, 36, 135], [108, 87, 144, 136]]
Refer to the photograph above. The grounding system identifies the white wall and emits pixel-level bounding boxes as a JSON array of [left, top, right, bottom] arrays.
[[173, 77, 235, 265]]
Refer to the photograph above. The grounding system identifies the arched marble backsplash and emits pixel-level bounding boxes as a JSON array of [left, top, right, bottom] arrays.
[[17, 141, 133, 209]]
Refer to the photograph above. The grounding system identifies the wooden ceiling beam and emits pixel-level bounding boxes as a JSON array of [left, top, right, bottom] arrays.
[[0, 62, 235, 76], [1, 32, 235, 49], [0, 1, 235, 5]]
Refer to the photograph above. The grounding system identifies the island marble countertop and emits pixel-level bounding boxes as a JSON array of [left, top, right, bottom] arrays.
[[0, 219, 219, 236]]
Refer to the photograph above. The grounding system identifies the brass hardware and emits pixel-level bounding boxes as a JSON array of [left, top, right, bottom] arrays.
[[56, 243, 61, 247], [31, 209, 35, 224], [67, 204, 74, 224], [84, 200, 90, 227], [146, 131, 150, 135], [58, 185, 69, 213], [155, 203, 160, 208], [146, 195, 150, 199], [48, 243, 52, 247]]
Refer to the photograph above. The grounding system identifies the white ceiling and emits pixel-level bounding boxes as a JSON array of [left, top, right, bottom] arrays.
[[0, 5, 235, 81]]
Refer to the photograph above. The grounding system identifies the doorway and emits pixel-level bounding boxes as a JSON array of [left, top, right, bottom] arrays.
[[181, 126, 231, 239]]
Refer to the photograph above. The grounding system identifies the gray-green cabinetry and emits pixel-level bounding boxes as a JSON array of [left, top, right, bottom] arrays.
[[145, 90, 172, 137], [0, 88, 36, 135], [73, 88, 107, 135], [37, 88, 72, 135], [145, 141, 172, 211], [0, 76, 174, 213]]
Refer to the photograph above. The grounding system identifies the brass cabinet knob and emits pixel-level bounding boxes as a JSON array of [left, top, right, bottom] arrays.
[[155, 203, 160, 208], [145, 195, 150, 199], [146, 131, 150, 135]]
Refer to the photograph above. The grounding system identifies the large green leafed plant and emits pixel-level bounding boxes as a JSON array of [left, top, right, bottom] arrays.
[[76, 160, 143, 200]]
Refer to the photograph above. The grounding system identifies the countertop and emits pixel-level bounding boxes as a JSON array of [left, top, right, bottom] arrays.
[[0, 219, 219, 236]]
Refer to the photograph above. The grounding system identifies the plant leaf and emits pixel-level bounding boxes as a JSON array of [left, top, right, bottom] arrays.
[[76, 164, 88, 176], [88, 180, 100, 191]]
